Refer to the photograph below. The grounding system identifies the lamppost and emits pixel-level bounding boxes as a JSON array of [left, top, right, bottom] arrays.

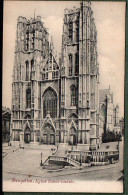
[[80, 152, 82, 167], [10, 123, 13, 146], [40, 152, 43, 166]]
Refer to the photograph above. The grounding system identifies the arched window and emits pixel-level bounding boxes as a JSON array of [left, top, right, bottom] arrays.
[[30, 59, 34, 80], [26, 61, 29, 81], [69, 54, 73, 76], [75, 52, 79, 75], [76, 15, 79, 42], [32, 29, 35, 50], [31, 59, 34, 71], [71, 85, 77, 106], [26, 88, 31, 109], [69, 20, 73, 42], [26, 30, 29, 51], [43, 88, 57, 118]]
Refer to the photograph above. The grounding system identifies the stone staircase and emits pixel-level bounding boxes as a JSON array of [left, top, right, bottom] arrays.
[[42, 155, 82, 169], [42, 144, 82, 169]]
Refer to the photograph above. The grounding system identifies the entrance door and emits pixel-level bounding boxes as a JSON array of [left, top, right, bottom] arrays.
[[42, 124, 55, 145], [73, 134, 76, 145], [50, 134, 55, 144], [70, 134, 76, 145], [69, 127, 77, 145], [24, 126, 30, 143], [24, 133, 30, 143]]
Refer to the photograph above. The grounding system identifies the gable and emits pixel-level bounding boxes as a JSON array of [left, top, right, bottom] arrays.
[[43, 52, 59, 71]]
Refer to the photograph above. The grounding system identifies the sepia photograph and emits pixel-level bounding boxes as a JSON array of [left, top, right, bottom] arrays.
[[2, 0, 125, 193]]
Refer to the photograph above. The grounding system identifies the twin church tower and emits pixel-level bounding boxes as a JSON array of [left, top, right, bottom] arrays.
[[12, 2, 100, 150]]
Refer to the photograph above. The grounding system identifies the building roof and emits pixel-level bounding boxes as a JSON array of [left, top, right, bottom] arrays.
[[98, 141, 118, 152]]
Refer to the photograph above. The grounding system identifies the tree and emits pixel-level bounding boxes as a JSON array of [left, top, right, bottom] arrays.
[[102, 129, 122, 143]]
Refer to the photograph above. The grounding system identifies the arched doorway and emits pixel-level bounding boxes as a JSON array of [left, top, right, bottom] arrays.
[[41, 123, 55, 145], [24, 126, 30, 143], [69, 127, 77, 145]]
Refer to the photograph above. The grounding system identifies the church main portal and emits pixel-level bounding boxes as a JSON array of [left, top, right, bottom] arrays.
[[41, 124, 55, 145]]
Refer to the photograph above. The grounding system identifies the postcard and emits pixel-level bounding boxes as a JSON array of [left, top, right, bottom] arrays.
[[2, 1, 125, 193]]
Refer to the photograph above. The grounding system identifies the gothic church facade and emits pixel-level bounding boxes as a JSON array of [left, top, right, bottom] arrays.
[[12, 2, 100, 150]]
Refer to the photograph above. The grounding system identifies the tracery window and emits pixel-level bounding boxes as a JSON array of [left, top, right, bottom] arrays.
[[71, 85, 77, 106], [43, 88, 57, 118], [26, 61, 29, 81], [26, 88, 31, 109], [69, 54, 73, 76]]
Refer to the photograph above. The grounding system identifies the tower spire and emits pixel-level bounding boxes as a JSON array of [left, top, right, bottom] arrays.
[[50, 36, 54, 53]]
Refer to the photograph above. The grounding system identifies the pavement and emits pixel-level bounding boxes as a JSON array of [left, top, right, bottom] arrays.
[[3, 139, 124, 182]]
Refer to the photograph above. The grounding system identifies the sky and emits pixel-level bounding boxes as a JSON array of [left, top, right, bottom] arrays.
[[3, 1, 125, 117]]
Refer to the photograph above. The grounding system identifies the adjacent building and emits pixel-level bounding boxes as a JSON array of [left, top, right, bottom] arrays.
[[99, 87, 121, 135], [119, 117, 124, 136], [2, 107, 11, 142], [11, 2, 100, 150]]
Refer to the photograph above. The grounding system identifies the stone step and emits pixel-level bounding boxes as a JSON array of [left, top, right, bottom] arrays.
[[43, 155, 81, 169]]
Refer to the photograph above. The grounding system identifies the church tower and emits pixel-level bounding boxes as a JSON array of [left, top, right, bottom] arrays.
[[61, 1, 100, 149], [12, 16, 49, 143]]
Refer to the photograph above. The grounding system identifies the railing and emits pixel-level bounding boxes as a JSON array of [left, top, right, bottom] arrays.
[[42, 156, 50, 166], [13, 146, 20, 152], [42, 148, 119, 168], [42, 155, 81, 168], [67, 156, 81, 167], [3, 152, 8, 158]]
